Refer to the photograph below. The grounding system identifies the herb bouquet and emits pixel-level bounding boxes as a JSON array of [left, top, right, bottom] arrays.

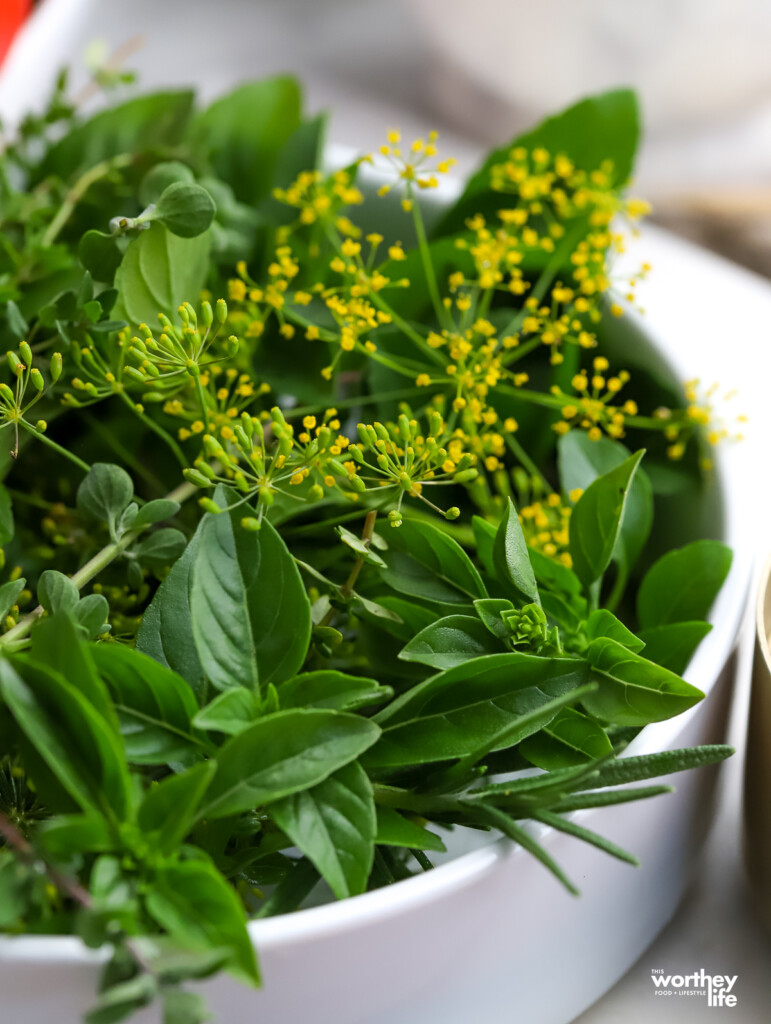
[[0, 73, 737, 1023]]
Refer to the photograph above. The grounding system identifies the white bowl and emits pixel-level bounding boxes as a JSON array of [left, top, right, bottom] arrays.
[[0, 17, 760, 1021]]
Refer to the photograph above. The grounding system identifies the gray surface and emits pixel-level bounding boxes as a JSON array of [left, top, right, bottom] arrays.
[[6, 1, 771, 1019]]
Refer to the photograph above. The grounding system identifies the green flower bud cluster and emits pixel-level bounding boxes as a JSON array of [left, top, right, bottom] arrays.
[[350, 408, 477, 524], [0, 344, 63, 446], [500, 602, 562, 654]]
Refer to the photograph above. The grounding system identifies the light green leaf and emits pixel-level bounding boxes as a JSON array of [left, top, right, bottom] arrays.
[[112, 223, 210, 327], [138, 761, 216, 852], [374, 805, 446, 852], [271, 761, 375, 899], [568, 450, 644, 589], [520, 707, 613, 770], [198, 709, 380, 819], [190, 491, 311, 693], [399, 614, 499, 669], [192, 688, 258, 735], [146, 859, 259, 986], [583, 636, 703, 726], [278, 670, 393, 712], [76, 463, 133, 538], [149, 182, 216, 238], [636, 540, 732, 628], [493, 497, 540, 605]]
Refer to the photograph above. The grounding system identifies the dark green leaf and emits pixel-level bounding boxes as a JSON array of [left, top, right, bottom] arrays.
[[433, 89, 640, 237], [568, 450, 644, 589], [136, 531, 205, 700], [559, 432, 653, 585], [374, 805, 446, 852], [637, 621, 712, 674], [6, 299, 28, 340], [399, 614, 499, 669], [192, 688, 258, 735], [39, 812, 114, 857], [90, 644, 201, 765], [278, 670, 393, 712], [271, 761, 375, 899], [138, 761, 216, 852], [190, 493, 311, 693], [39, 90, 194, 181], [31, 614, 117, 729], [78, 231, 122, 284], [189, 77, 302, 204], [198, 709, 380, 819], [520, 707, 613, 770], [381, 519, 487, 604], [0, 655, 132, 819], [493, 497, 540, 605], [368, 653, 589, 767], [146, 858, 259, 986], [584, 609, 644, 653], [636, 540, 732, 628], [583, 637, 703, 726]]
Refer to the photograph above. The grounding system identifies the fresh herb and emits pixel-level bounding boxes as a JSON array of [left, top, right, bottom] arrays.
[[0, 69, 737, 1023]]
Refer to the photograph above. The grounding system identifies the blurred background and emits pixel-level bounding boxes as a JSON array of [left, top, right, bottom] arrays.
[[1, 2, 771, 1021], [6, 0, 771, 272]]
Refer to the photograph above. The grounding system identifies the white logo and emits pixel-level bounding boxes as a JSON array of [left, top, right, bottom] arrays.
[[650, 969, 738, 1008]]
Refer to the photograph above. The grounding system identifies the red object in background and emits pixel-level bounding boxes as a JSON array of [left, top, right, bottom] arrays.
[[0, 0, 30, 66]]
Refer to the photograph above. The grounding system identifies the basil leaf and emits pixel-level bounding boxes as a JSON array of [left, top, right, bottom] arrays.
[[368, 653, 589, 768], [77, 462, 133, 539], [189, 77, 302, 205], [559, 431, 653, 586], [146, 859, 259, 987], [520, 707, 613, 770], [39, 812, 114, 857], [278, 670, 393, 712], [37, 91, 194, 182], [636, 540, 732, 628], [31, 614, 117, 729], [89, 644, 200, 765], [471, 514, 497, 578], [136, 531, 205, 701], [381, 519, 487, 604], [138, 761, 216, 852], [192, 688, 258, 736], [493, 497, 540, 605], [399, 614, 500, 670], [528, 548, 583, 599], [583, 637, 703, 725], [568, 450, 644, 589], [584, 609, 645, 653], [198, 709, 380, 819], [434, 88, 639, 237], [636, 622, 712, 674], [112, 223, 210, 327], [271, 761, 375, 899], [374, 806, 446, 853], [190, 492, 311, 693], [0, 655, 132, 819]]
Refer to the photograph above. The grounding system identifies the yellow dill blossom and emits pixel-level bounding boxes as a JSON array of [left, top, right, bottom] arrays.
[[550, 360, 632, 440], [272, 166, 364, 228], [376, 128, 456, 196]]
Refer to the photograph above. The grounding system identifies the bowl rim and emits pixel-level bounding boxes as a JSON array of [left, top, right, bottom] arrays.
[[0, 151, 756, 963]]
